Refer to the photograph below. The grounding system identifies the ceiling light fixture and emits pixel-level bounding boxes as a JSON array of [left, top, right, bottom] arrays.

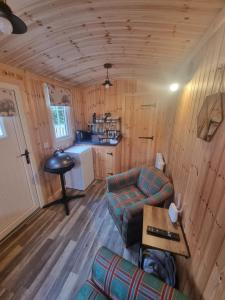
[[0, 0, 27, 34], [169, 83, 180, 92], [102, 63, 113, 89]]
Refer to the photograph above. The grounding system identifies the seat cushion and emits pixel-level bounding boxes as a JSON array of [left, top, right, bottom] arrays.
[[137, 167, 169, 197], [75, 280, 108, 300], [107, 185, 146, 224]]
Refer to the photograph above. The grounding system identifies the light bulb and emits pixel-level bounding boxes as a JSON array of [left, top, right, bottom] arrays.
[[169, 83, 180, 92], [0, 17, 13, 34]]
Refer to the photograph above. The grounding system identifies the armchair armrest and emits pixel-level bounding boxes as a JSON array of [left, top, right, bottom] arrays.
[[106, 167, 141, 192], [91, 247, 188, 300], [120, 182, 173, 246]]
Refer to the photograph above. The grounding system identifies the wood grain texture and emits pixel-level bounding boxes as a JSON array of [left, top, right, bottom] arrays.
[[73, 80, 176, 172], [92, 143, 121, 179], [0, 62, 175, 203], [0, 1, 224, 85], [142, 206, 189, 257], [0, 63, 75, 204], [167, 22, 225, 300], [0, 181, 139, 300]]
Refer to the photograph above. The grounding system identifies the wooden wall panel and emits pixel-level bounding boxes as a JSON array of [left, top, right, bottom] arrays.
[[73, 80, 176, 172], [167, 23, 225, 299], [0, 63, 75, 205]]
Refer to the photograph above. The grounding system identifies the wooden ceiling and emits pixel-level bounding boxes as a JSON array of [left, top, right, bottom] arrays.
[[0, 0, 224, 86]]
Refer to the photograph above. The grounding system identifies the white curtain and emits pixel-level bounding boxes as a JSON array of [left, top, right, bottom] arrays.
[[0, 88, 16, 117], [47, 84, 72, 106]]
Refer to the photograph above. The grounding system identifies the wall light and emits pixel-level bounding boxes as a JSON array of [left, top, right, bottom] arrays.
[[0, 17, 13, 34], [169, 83, 180, 92]]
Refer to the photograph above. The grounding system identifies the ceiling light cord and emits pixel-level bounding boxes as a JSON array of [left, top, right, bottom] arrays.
[[103, 63, 113, 88]]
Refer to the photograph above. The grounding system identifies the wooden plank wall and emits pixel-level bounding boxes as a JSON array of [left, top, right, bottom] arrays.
[[0, 65, 175, 203], [0, 1, 224, 86], [73, 80, 176, 171], [168, 23, 225, 299], [0, 63, 76, 204]]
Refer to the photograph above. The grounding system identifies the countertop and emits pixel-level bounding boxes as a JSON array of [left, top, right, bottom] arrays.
[[75, 138, 122, 147]]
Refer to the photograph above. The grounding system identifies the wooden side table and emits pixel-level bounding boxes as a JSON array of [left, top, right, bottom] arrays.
[[139, 205, 189, 267]]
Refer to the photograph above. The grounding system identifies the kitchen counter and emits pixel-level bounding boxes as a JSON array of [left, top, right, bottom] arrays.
[[75, 137, 122, 147], [66, 140, 122, 179]]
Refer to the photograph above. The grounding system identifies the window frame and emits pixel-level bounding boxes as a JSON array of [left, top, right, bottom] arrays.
[[44, 84, 74, 149], [50, 105, 71, 140], [0, 117, 7, 139]]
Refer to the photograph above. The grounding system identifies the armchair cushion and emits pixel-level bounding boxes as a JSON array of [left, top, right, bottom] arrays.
[[107, 167, 141, 193], [124, 182, 174, 221], [107, 185, 146, 223], [137, 167, 170, 197]]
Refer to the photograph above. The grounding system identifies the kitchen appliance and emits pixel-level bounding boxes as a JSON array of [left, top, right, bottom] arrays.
[[65, 145, 94, 190], [43, 150, 85, 215], [75, 130, 92, 143]]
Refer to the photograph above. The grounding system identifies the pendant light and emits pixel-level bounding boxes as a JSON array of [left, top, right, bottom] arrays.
[[102, 63, 113, 89], [0, 0, 27, 34]]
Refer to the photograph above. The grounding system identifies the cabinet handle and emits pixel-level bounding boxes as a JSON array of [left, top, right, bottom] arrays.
[[107, 173, 114, 176], [141, 104, 156, 108], [107, 152, 113, 156]]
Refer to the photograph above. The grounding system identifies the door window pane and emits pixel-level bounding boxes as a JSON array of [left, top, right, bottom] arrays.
[[0, 117, 6, 139], [50, 106, 70, 139]]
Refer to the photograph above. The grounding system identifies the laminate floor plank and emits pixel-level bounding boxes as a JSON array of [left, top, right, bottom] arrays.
[[0, 180, 139, 299]]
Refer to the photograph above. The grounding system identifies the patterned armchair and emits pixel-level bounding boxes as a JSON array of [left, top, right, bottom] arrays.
[[106, 167, 174, 247], [76, 246, 188, 299]]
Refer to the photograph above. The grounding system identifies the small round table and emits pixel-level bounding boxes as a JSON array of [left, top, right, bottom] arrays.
[[44, 150, 85, 215]]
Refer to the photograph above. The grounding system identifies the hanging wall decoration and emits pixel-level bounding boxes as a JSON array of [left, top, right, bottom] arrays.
[[197, 65, 225, 142], [47, 84, 72, 106], [0, 88, 16, 117]]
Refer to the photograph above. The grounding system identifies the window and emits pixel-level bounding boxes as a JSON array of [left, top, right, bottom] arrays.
[[44, 83, 73, 148], [0, 117, 6, 139], [50, 106, 70, 139]]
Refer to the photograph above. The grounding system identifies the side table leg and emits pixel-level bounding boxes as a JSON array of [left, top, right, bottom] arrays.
[[138, 244, 143, 269]]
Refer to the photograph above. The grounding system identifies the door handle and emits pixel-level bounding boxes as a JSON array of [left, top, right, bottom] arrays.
[[20, 149, 30, 164], [138, 136, 154, 140], [107, 152, 113, 156]]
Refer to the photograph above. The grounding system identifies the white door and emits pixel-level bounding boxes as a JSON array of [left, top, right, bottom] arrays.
[[0, 83, 39, 240]]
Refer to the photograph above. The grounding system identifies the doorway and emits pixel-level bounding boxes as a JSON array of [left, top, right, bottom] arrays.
[[0, 83, 40, 241], [123, 95, 157, 170]]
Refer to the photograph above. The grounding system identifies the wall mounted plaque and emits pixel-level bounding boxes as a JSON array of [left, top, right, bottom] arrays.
[[197, 93, 224, 142]]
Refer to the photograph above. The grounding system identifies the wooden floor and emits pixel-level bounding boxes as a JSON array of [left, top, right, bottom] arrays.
[[0, 180, 139, 300]]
